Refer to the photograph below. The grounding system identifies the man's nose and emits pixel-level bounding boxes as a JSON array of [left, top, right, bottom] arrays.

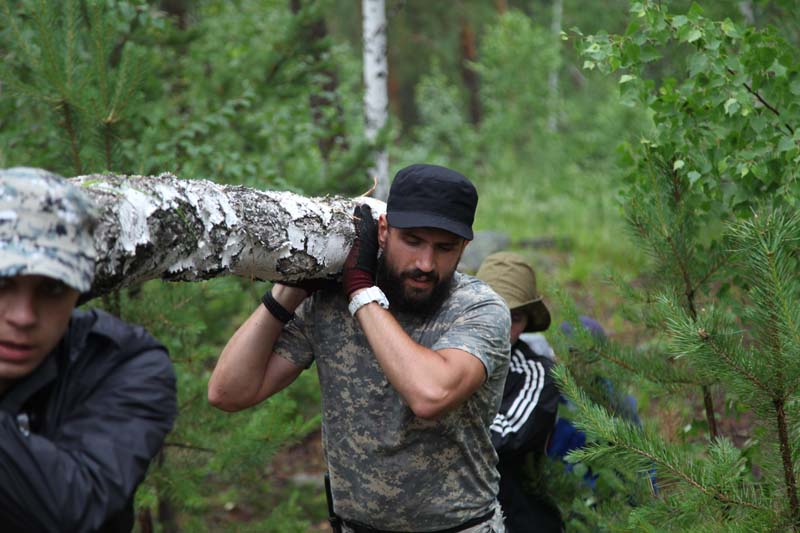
[[6, 290, 38, 328], [415, 246, 435, 273]]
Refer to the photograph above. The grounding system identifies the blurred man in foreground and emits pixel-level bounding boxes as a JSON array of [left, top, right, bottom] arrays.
[[0, 168, 177, 532]]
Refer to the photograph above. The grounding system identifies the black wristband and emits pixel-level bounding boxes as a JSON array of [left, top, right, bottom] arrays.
[[262, 290, 294, 323]]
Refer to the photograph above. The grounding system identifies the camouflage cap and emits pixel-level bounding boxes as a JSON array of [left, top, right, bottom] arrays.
[[0, 167, 97, 292]]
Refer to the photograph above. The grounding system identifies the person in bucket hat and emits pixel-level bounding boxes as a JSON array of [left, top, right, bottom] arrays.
[[210, 163, 510, 532], [476, 251, 551, 336], [0, 167, 176, 532], [477, 252, 564, 533]]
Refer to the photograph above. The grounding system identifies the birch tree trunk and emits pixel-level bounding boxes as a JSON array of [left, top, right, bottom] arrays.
[[362, 0, 390, 201], [73, 173, 384, 299]]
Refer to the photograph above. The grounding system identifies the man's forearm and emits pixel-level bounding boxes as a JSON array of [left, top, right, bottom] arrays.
[[354, 301, 483, 419], [208, 285, 306, 410]]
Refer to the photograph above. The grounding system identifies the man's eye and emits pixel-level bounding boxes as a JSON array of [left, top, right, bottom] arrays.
[[0, 278, 11, 291], [41, 281, 68, 297]]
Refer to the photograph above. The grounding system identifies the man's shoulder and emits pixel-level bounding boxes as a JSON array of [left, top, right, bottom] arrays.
[[70, 308, 167, 360], [436, 273, 509, 328], [450, 272, 506, 308]]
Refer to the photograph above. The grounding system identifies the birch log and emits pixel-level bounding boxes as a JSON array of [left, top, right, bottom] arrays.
[[72, 173, 385, 298]]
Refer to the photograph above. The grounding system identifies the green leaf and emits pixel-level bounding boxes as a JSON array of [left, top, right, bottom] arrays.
[[749, 115, 767, 134], [630, 2, 646, 17], [640, 45, 662, 63], [672, 15, 689, 29], [791, 80, 800, 96], [720, 18, 740, 39], [620, 79, 640, 106], [688, 53, 709, 77], [688, 2, 705, 17], [677, 24, 703, 44], [778, 136, 796, 153], [769, 59, 787, 78], [724, 98, 740, 115], [673, 159, 685, 170], [688, 171, 701, 185], [686, 28, 703, 43], [739, 163, 750, 177], [619, 74, 637, 84], [624, 21, 641, 37]]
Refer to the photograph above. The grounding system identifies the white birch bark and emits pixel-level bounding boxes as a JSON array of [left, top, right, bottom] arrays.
[[362, 0, 389, 201], [72, 173, 385, 298]]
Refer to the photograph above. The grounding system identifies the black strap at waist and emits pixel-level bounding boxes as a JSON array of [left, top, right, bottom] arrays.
[[343, 508, 495, 533]]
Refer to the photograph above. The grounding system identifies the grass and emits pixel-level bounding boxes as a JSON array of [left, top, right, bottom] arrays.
[[472, 159, 647, 315]]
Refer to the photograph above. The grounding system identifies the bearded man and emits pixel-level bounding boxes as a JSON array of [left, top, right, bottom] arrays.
[[209, 164, 510, 532]]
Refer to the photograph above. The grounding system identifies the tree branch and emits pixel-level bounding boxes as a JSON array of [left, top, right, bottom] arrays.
[[726, 67, 795, 136]]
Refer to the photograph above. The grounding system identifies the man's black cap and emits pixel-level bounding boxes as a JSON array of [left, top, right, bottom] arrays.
[[386, 164, 478, 240]]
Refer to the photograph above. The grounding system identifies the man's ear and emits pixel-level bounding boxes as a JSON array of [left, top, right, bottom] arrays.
[[378, 214, 389, 249]]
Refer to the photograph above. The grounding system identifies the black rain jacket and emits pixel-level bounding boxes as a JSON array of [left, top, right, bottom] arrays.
[[0, 309, 177, 533]]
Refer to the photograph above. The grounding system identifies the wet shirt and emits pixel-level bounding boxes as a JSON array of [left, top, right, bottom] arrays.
[[274, 272, 511, 530]]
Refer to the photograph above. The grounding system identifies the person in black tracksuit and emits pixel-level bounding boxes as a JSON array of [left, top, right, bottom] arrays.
[[0, 168, 177, 532], [477, 252, 564, 533]]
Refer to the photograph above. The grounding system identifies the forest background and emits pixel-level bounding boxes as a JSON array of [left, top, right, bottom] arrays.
[[2, 0, 800, 531]]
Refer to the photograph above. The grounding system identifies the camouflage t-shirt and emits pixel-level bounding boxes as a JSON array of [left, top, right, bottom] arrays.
[[274, 272, 511, 530]]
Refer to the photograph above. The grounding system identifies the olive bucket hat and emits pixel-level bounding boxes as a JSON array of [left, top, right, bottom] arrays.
[[476, 251, 551, 332]]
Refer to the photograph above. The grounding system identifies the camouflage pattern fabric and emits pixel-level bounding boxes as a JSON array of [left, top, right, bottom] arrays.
[[340, 501, 505, 533], [0, 167, 96, 292], [274, 272, 511, 530]]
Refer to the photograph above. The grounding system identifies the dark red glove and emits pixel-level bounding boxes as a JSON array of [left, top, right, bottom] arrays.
[[280, 278, 339, 296], [342, 204, 379, 297]]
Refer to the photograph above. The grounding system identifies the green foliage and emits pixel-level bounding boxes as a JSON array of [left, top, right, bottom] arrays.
[[400, 8, 647, 286], [1, 0, 374, 194], [551, 1, 800, 529], [98, 280, 322, 531], [577, 1, 800, 217], [398, 61, 479, 167], [475, 11, 559, 160], [1, 0, 164, 173]]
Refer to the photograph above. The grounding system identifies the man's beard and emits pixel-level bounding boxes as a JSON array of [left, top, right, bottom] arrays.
[[376, 254, 456, 316]]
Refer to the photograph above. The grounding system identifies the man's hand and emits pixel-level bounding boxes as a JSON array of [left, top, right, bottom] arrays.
[[342, 204, 379, 297], [279, 278, 339, 296]]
